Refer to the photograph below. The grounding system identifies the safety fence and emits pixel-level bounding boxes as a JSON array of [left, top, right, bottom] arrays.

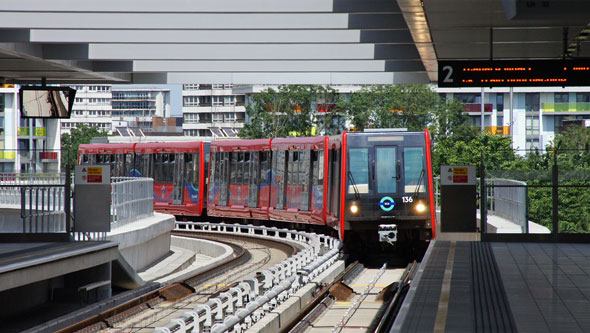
[[434, 176, 528, 233], [155, 222, 341, 333], [110, 177, 154, 229], [0, 173, 154, 240]]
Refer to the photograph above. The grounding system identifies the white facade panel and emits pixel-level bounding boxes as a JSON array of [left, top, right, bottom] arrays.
[[2, 1, 334, 13], [134, 60, 386, 72], [90, 44, 374, 60], [0, 13, 348, 30], [30, 29, 361, 44]]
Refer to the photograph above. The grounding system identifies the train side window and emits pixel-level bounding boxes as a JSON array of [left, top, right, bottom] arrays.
[[82, 154, 89, 164], [348, 148, 369, 194], [288, 151, 299, 186], [300, 150, 310, 212], [230, 152, 237, 184], [260, 152, 269, 185], [243, 152, 250, 184], [273, 150, 286, 209], [376, 147, 397, 193], [404, 147, 425, 193]]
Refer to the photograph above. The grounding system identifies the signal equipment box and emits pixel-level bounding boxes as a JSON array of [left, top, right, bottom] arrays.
[[440, 165, 477, 232]]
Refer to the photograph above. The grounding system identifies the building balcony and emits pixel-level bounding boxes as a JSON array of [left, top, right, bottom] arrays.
[[464, 103, 493, 113], [542, 103, 590, 113], [484, 126, 510, 135], [18, 127, 47, 137]]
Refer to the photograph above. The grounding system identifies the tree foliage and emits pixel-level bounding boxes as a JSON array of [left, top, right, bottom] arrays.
[[340, 84, 440, 132], [61, 124, 108, 168], [239, 85, 345, 139]]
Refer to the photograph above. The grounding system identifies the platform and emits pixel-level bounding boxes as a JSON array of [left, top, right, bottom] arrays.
[[394, 240, 590, 332]]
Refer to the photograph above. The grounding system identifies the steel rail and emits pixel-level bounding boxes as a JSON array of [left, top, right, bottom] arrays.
[[374, 260, 418, 333], [279, 261, 362, 333], [56, 237, 248, 333]]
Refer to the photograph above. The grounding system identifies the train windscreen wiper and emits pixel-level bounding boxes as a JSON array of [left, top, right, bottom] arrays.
[[414, 168, 425, 198], [348, 171, 361, 200]]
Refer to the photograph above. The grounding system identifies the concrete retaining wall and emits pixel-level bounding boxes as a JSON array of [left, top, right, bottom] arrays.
[[107, 213, 175, 271]]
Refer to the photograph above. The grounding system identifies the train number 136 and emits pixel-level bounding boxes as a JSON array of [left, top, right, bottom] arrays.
[[402, 196, 413, 203]]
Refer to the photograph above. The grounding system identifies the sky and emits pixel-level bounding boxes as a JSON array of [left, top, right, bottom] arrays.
[[113, 84, 183, 116]]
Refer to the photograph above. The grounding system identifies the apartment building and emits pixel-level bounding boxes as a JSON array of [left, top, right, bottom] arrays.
[[0, 85, 61, 173], [182, 84, 245, 138], [61, 84, 113, 135], [437, 87, 590, 154]]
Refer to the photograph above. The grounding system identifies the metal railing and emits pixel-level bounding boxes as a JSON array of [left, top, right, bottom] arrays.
[[0, 173, 154, 239], [110, 177, 154, 229], [486, 178, 527, 233], [434, 176, 527, 232], [155, 222, 341, 333]]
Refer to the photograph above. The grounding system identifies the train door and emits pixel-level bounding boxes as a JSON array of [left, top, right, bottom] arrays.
[[173, 153, 184, 205]]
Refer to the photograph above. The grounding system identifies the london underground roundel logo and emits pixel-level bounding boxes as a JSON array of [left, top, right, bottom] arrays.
[[379, 196, 396, 212]]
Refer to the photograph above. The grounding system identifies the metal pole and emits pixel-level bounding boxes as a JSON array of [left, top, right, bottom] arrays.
[[481, 88, 485, 134], [552, 156, 558, 240], [480, 163, 486, 239], [65, 164, 71, 234], [510, 87, 514, 142]]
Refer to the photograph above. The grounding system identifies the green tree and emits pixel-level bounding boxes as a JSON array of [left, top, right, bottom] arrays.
[[340, 84, 439, 132], [431, 98, 477, 143], [61, 124, 108, 168], [240, 85, 344, 139], [432, 133, 521, 176]]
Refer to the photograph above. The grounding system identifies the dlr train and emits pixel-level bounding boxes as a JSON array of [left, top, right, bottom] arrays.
[[78, 130, 436, 249]]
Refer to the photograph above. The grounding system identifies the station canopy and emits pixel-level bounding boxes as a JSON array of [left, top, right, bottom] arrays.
[[0, 0, 588, 85]]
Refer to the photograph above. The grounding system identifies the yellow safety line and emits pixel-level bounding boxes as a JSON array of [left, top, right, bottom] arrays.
[[434, 241, 456, 332]]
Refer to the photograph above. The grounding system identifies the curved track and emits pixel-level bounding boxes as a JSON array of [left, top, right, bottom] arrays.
[[60, 230, 298, 333]]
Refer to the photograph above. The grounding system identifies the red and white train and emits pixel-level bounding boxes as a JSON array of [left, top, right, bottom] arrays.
[[78, 130, 436, 247]]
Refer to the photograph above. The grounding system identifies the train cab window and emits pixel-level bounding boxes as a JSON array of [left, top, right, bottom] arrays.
[[404, 147, 425, 193], [376, 147, 397, 194], [348, 148, 369, 194], [81, 154, 89, 164]]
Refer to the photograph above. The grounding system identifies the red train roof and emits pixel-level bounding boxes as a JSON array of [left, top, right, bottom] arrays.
[[78, 143, 135, 154], [210, 138, 271, 152], [134, 141, 204, 154], [271, 135, 328, 150]]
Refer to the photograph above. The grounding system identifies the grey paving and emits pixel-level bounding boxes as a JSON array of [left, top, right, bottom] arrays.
[[395, 241, 590, 332]]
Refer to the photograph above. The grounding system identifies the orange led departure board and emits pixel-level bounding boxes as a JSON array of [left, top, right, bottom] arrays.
[[438, 60, 590, 87]]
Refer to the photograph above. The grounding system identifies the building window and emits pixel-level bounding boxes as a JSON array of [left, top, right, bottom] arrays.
[[212, 113, 223, 122], [454, 93, 480, 104], [526, 115, 539, 136], [554, 93, 569, 103], [525, 93, 540, 112], [183, 84, 199, 90], [577, 93, 590, 103], [213, 96, 223, 106], [496, 94, 504, 112], [183, 96, 199, 107], [224, 96, 236, 106], [212, 84, 224, 89]]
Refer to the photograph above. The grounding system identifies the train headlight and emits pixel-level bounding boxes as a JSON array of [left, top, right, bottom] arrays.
[[350, 203, 359, 214], [415, 202, 426, 213]]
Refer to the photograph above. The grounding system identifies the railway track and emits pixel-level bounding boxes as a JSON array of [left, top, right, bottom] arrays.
[[284, 261, 417, 333], [58, 226, 300, 333]]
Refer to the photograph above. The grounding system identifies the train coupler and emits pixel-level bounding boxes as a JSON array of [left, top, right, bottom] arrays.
[[378, 224, 398, 245]]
